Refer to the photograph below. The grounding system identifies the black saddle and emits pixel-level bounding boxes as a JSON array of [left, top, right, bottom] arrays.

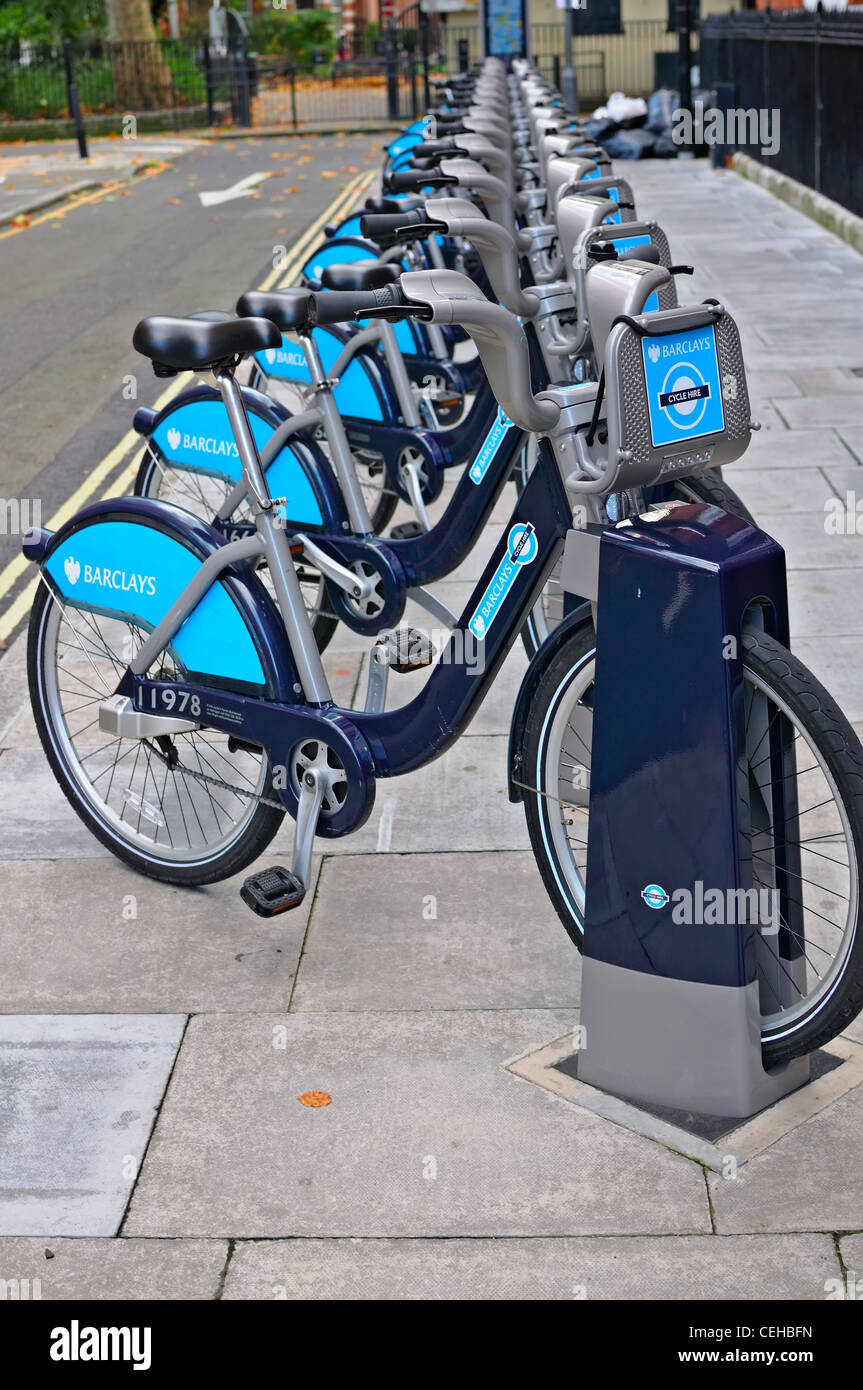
[[320, 260, 400, 293], [364, 195, 425, 215], [236, 288, 313, 333], [133, 314, 280, 372]]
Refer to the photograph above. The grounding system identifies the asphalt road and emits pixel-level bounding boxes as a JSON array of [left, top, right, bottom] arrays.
[[0, 131, 382, 641]]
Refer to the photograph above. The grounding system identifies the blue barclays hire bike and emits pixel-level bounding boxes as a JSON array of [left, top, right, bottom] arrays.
[[23, 265, 863, 1068]]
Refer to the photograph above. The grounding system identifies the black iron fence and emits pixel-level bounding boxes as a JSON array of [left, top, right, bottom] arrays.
[[0, 29, 431, 131], [701, 9, 863, 219], [0, 38, 219, 124]]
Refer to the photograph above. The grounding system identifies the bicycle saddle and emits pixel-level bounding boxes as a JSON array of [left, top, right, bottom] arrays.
[[132, 314, 280, 372], [320, 261, 401, 293], [236, 288, 313, 331]]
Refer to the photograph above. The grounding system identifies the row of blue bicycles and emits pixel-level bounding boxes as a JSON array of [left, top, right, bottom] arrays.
[[22, 57, 863, 1067]]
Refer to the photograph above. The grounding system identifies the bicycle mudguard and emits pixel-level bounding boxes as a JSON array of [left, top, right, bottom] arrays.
[[24, 498, 299, 701], [254, 325, 395, 423], [506, 602, 594, 803], [135, 384, 347, 535]]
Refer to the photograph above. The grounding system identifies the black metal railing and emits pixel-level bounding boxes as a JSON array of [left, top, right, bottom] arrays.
[[0, 38, 219, 124], [0, 30, 429, 131], [700, 8, 863, 219]]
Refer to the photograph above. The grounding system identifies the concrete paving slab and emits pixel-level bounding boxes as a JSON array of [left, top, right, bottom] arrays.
[[0, 1014, 184, 1236], [752, 510, 862, 570], [292, 851, 580, 1012], [124, 1010, 709, 1238], [0, 1237, 226, 1300], [0, 855, 314, 1013], [709, 1077, 863, 1233], [779, 396, 863, 431], [0, 747, 114, 860], [223, 1232, 838, 1300], [791, 636, 863, 722], [727, 430, 855, 471], [723, 466, 832, 517], [788, 570, 863, 639], [837, 1235, 863, 1293]]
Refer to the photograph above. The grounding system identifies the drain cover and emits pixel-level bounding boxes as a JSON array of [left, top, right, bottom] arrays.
[[554, 1047, 843, 1142]]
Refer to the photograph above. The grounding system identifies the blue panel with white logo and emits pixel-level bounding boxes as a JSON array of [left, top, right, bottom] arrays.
[[614, 235, 659, 312], [468, 522, 538, 641], [151, 398, 323, 525], [255, 328, 384, 422], [604, 185, 621, 226], [641, 324, 725, 449], [45, 521, 265, 686], [468, 405, 517, 486]]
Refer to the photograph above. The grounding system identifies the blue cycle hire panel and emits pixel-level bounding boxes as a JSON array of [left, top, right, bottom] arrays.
[[640, 324, 725, 449], [604, 185, 621, 226], [45, 520, 266, 687], [256, 327, 385, 421], [614, 234, 659, 312], [150, 397, 323, 525]]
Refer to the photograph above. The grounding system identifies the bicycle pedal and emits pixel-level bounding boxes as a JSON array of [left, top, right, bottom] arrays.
[[240, 866, 305, 917], [380, 627, 437, 674], [389, 520, 425, 540]]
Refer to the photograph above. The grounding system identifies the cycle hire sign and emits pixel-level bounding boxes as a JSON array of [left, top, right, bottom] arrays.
[[468, 522, 538, 642], [641, 324, 725, 449]]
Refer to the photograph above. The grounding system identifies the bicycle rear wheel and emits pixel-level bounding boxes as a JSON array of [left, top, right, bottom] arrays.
[[28, 580, 284, 886]]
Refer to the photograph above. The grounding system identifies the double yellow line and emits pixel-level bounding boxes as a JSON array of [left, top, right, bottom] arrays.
[[0, 167, 376, 645]]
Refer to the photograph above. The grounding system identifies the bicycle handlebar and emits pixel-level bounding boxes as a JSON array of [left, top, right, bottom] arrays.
[[360, 208, 445, 246], [307, 283, 429, 327], [385, 169, 458, 194]]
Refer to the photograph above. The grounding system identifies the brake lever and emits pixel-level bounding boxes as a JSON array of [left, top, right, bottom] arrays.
[[357, 304, 433, 323]]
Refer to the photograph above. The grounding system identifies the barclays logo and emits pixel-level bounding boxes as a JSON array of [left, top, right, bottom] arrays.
[[64, 556, 80, 586]]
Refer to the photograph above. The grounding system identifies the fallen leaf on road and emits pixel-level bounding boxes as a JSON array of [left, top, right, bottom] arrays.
[[341, 166, 358, 173], [167, 198, 181, 204], [11, 214, 30, 228], [211, 215, 220, 221], [298, 1091, 331, 1108], [321, 171, 337, 179], [287, 186, 298, 192]]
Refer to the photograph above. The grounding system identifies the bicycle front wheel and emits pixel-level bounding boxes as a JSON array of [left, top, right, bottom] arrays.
[[521, 622, 863, 1066]]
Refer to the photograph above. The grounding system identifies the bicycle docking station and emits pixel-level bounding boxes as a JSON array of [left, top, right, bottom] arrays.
[[560, 267, 811, 1119]]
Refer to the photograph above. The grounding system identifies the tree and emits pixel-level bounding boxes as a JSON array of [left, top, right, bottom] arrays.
[[0, 0, 105, 45], [104, 0, 174, 108]]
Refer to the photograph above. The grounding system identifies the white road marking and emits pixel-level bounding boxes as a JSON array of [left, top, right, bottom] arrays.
[[376, 796, 398, 853], [198, 171, 271, 207]]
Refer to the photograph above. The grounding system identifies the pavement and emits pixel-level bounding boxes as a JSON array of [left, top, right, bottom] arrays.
[[0, 152, 862, 1300]]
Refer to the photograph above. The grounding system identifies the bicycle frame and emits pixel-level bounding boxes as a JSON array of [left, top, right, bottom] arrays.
[[115, 376, 577, 835]]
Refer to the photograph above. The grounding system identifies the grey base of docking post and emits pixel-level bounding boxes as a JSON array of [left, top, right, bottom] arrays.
[[578, 959, 811, 1119]]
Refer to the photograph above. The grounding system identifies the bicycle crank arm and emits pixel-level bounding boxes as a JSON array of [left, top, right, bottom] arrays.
[[294, 533, 374, 601]]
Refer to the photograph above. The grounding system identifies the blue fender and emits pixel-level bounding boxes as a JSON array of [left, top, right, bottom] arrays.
[[134, 383, 348, 535], [255, 323, 403, 425], [25, 497, 302, 702]]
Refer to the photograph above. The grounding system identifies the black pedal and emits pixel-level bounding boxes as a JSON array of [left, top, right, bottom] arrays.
[[240, 866, 305, 917], [389, 520, 425, 540], [380, 627, 436, 674]]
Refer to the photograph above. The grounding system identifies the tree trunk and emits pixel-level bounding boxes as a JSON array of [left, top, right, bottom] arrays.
[[105, 0, 175, 110]]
